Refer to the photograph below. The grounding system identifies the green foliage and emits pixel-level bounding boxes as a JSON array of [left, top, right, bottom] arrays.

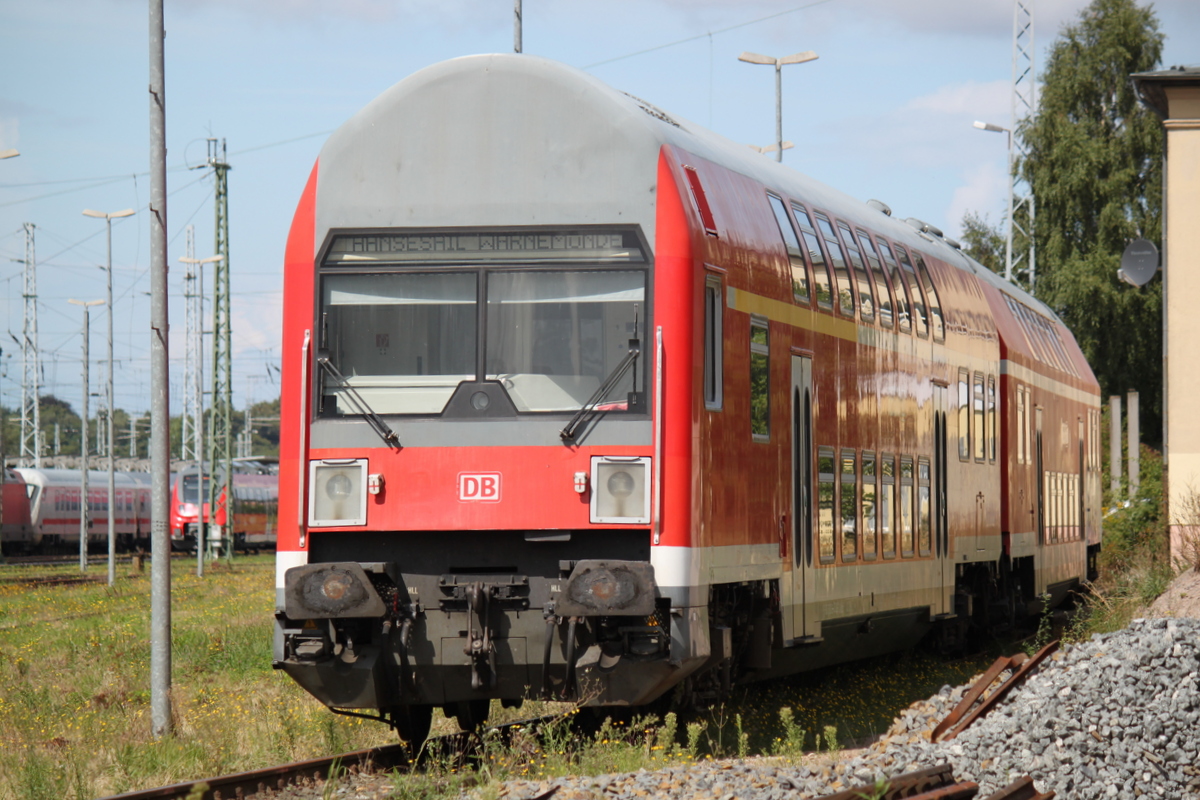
[[959, 212, 1007, 275], [1017, 0, 1165, 439]]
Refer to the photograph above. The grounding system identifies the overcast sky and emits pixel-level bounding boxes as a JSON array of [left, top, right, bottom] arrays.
[[1, 0, 1196, 422]]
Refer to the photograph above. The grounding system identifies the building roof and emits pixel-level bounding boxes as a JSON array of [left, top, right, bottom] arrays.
[[1131, 65, 1200, 118]]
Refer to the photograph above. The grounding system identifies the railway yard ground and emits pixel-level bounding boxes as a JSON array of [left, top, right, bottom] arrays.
[[1, 551, 1197, 800]]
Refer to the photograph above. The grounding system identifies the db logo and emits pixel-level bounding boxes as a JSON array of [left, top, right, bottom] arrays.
[[458, 472, 501, 502]]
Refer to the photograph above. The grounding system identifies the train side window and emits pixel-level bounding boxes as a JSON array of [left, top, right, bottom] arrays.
[[817, 447, 837, 563], [815, 213, 855, 318], [838, 222, 874, 322], [767, 194, 810, 303], [792, 205, 833, 309], [900, 456, 915, 557], [704, 276, 723, 410], [840, 449, 858, 562], [958, 369, 970, 461], [973, 373, 986, 462], [895, 246, 928, 337], [858, 232, 893, 328], [880, 454, 896, 558], [878, 241, 912, 333], [750, 317, 770, 440], [987, 376, 997, 462], [918, 458, 932, 556], [862, 451, 878, 560], [914, 254, 945, 342], [1016, 386, 1026, 464]]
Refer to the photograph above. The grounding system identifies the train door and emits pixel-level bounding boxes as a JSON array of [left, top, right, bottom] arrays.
[[933, 383, 953, 615], [790, 355, 819, 642], [1035, 407, 1045, 544]]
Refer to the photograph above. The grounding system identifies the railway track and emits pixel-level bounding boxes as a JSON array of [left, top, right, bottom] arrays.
[[813, 763, 1053, 800]]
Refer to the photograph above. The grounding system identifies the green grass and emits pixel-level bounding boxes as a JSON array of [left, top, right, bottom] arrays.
[[0, 556, 395, 800]]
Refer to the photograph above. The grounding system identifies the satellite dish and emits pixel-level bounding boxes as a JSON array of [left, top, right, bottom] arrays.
[[1118, 239, 1159, 287]]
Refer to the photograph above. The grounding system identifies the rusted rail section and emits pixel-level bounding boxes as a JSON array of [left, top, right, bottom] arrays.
[[932, 640, 1059, 743], [814, 762, 1053, 800]]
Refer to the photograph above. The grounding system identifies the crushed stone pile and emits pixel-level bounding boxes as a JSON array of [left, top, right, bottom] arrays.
[[479, 617, 1200, 799]]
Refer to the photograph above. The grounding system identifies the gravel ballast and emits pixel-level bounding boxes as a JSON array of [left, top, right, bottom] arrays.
[[480, 616, 1200, 799]]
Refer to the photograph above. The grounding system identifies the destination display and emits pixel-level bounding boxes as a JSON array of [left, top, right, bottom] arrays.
[[324, 231, 644, 265]]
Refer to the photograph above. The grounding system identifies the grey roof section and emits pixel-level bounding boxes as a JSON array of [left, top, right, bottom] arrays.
[[314, 53, 1042, 315], [1132, 65, 1200, 119]]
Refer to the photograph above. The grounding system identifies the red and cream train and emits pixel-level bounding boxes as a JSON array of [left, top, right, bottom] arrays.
[[274, 55, 1100, 743]]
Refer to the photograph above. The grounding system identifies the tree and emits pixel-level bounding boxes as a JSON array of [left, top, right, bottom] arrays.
[[959, 212, 1006, 275], [1017, 0, 1164, 440]]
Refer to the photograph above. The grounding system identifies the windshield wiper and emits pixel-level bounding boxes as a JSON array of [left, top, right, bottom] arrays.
[[560, 336, 640, 442], [317, 357, 401, 449]]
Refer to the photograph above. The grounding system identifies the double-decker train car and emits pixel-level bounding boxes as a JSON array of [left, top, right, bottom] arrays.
[[12, 467, 152, 552], [170, 462, 279, 552], [274, 55, 1101, 745]]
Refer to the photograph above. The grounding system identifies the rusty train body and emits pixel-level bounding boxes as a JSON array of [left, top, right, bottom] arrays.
[[274, 55, 1101, 741]]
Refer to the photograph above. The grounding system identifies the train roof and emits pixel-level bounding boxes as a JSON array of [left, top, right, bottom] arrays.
[[316, 54, 1055, 319], [14, 468, 152, 488]]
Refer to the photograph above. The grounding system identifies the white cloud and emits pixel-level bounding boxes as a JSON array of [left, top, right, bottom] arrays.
[[905, 79, 1011, 118], [945, 160, 1008, 238]]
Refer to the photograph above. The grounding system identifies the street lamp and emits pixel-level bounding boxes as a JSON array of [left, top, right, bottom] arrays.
[[178, 253, 222, 577], [68, 298, 104, 573], [973, 120, 1021, 285], [749, 141, 794, 155], [738, 50, 819, 162], [0, 149, 19, 159], [84, 207, 135, 586]]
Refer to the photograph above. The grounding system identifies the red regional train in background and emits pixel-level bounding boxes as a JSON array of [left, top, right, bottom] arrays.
[[274, 55, 1101, 746], [170, 459, 279, 553]]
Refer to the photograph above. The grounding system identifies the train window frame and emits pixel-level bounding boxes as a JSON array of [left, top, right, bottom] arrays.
[[817, 446, 837, 564], [857, 231, 893, 329], [750, 316, 770, 441], [312, 226, 653, 422], [899, 456, 915, 557], [918, 457, 932, 556], [973, 372, 986, 462], [877, 240, 912, 333], [838, 221, 874, 322], [766, 193, 810, 304], [792, 204, 834, 310], [958, 369, 970, 461], [987, 376, 997, 462], [880, 453, 896, 559], [840, 448, 859, 563], [814, 212, 855, 318], [862, 450, 878, 561], [704, 274, 724, 411], [894, 246, 928, 338], [913, 254, 945, 342]]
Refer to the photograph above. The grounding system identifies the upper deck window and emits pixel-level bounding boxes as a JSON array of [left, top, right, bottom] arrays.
[[857, 232, 892, 328], [877, 241, 911, 333], [838, 222, 874, 322], [814, 212, 854, 318], [767, 194, 810, 303], [318, 228, 648, 417], [792, 205, 833, 309], [894, 246, 928, 337]]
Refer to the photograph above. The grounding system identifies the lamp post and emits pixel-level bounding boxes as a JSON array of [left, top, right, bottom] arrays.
[[0, 149, 18, 159], [69, 298, 104, 572], [749, 141, 794, 156], [178, 253, 222, 577], [738, 51, 818, 162], [83, 208, 134, 586]]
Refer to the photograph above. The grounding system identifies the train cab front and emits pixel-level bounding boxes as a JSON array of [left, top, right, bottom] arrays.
[[275, 227, 693, 729]]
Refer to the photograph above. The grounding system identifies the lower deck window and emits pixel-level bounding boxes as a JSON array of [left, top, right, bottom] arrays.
[[817, 447, 836, 563]]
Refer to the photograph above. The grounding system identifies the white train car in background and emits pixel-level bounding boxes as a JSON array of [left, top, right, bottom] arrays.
[[14, 468, 152, 552]]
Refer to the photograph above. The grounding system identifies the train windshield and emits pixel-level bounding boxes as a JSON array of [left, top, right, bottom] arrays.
[[180, 474, 211, 504], [319, 229, 648, 418], [486, 271, 643, 412]]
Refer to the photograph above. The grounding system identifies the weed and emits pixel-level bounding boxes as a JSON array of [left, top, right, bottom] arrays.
[[773, 706, 806, 757], [685, 720, 705, 760], [735, 713, 749, 759], [821, 724, 839, 754]]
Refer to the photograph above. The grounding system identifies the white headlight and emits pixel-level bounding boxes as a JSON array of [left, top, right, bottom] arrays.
[[309, 459, 368, 526], [590, 456, 650, 524]]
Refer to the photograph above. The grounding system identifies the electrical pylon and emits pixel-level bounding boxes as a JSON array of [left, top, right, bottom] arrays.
[[1006, 0, 1036, 291], [20, 223, 41, 467], [207, 138, 233, 556], [182, 225, 199, 462]]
